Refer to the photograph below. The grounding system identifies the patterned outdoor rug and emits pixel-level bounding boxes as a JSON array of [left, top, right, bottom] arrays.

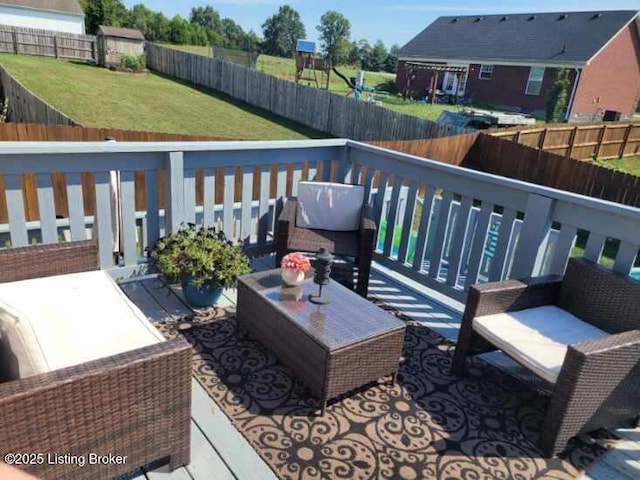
[[156, 298, 615, 479]]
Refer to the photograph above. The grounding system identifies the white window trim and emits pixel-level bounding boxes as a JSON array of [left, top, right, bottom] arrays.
[[479, 64, 493, 80], [525, 66, 545, 96]]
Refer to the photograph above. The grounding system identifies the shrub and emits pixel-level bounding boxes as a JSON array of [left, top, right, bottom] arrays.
[[121, 54, 147, 72]]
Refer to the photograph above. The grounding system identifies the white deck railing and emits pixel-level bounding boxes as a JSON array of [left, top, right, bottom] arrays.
[[0, 139, 638, 302]]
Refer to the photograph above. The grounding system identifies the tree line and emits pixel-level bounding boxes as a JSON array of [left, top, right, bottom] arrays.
[[80, 1, 399, 72]]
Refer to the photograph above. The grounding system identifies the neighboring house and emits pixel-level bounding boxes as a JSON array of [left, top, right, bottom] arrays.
[[0, 0, 85, 34], [97, 26, 145, 68], [397, 10, 640, 121]]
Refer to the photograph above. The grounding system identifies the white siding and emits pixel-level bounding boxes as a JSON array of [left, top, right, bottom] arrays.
[[0, 6, 84, 34]]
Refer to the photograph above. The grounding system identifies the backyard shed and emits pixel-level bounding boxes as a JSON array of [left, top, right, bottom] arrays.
[[96, 25, 144, 68]]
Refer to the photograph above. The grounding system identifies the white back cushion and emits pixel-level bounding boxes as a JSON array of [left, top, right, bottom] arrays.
[[296, 182, 365, 231], [473, 305, 609, 384], [0, 270, 164, 379]]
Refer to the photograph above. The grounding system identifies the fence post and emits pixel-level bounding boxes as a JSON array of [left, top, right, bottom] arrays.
[[164, 151, 185, 234], [618, 124, 632, 159], [538, 128, 548, 150], [510, 193, 555, 279], [12, 31, 17, 54], [566, 126, 578, 158], [594, 125, 607, 159], [53, 36, 58, 58]]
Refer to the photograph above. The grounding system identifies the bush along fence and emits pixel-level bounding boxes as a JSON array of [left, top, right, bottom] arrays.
[[0, 24, 96, 61], [0, 64, 79, 126], [491, 122, 640, 161], [145, 43, 472, 142]]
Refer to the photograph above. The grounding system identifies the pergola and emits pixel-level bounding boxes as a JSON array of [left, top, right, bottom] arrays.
[[403, 61, 468, 104]]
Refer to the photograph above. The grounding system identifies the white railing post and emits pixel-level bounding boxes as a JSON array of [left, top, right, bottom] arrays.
[[165, 151, 185, 234], [339, 145, 351, 184], [510, 194, 555, 279]]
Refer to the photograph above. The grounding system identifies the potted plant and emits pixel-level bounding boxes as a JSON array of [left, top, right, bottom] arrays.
[[150, 224, 250, 308]]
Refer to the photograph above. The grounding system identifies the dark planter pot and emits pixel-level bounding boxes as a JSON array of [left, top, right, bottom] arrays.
[[181, 275, 223, 308]]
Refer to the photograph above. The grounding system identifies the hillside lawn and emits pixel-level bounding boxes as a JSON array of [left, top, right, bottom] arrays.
[[593, 155, 640, 176], [0, 54, 322, 139], [163, 44, 458, 122]]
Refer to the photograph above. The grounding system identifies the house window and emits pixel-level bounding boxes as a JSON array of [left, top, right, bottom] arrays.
[[525, 67, 545, 95], [479, 65, 493, 79]]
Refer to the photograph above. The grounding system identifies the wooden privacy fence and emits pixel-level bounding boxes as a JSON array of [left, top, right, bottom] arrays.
[[492, 122, 640, 161], [0, 64, 80, 125], [145, 43, 472, 142], [377, 133, 640, 208], [0, 25, 96, 60]]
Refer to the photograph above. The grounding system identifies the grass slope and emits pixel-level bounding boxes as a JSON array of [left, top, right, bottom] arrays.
[[163, 44, 458, 122], [0, 54, 320, 139], [593, 155, 640, 176]]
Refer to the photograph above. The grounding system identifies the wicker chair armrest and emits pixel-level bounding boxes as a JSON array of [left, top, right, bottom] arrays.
[[542, 330, 640, 454], [0, 338, 192, 479], [570, 330, 640, 356], [467, 275, 563, 318], [359, 204, 376, 234]]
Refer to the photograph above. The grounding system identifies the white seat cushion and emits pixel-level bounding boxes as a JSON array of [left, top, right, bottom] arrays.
[[473, 305, 609, 384], [0, 270, 164, 379], [296, 181, 365, 231]]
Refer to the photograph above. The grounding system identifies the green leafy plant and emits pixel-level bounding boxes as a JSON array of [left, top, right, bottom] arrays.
[[545, 68, 570, 122], [121, 54, 147, 71], [150, 224, 250, 289]]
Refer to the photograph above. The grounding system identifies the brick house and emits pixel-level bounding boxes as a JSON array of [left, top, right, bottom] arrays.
[[396, 10, 640, 121]]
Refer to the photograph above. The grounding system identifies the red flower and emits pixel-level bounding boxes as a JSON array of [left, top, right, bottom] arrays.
[[281, 252, 311, 273]]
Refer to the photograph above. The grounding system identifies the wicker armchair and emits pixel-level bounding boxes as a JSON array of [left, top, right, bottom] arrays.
[[276, 195, 377, 297], [452, 257, 640, 456], [0, 241, 192, 479]]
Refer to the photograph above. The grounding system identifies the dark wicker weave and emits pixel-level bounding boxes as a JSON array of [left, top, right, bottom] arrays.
[[0, 241, 192, 479], [237, 270, 406, 415], [275, 197, 377, 297], [452, 257, 640, 456]]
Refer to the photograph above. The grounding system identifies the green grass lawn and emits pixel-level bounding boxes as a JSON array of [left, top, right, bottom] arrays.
[[0, 53, 321, 139], [162, 44, 462, 122], [592, 155, 640, 176]]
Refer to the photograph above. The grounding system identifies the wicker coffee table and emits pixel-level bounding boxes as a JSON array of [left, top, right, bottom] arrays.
[[236, 269, 406, 414]]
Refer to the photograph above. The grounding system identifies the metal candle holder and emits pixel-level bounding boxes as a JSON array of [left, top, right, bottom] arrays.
[[309, 247, 334, 304]]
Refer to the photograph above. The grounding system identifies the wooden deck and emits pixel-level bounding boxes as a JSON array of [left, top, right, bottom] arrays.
[[119, 256, 639, 480]]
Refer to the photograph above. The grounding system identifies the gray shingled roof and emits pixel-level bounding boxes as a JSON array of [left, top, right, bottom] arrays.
[[97, 26, 145, 41], [399, 10, 639, 65], [0, 0, 84, 16]]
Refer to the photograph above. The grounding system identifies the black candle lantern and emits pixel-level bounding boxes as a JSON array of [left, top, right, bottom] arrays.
[[309, 247, 334, 304]]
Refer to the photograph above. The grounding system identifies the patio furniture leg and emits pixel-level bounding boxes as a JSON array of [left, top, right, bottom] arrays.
[[169, 446, 191, 471], [320, 397, 328, 416], [390, 370, 398, 385]]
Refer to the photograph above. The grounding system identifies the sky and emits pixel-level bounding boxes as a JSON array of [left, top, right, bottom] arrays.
[[123, 1, 640, 48]]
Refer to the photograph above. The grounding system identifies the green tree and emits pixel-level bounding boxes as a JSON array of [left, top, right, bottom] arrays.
[[190, 6, 223, 44], [126, 4, 153, 37], [357, 39, 372, 70], [261, 5, 305, 58], [368, 40, 388, 72], [84, 0, 128, 34], [385, 44, 399, 73], [245, 30, 262, 53], [190, 23, 209, 46], [147, 12, 170, 42], [221, 18, 246, 49], [546, 68, 571, 122], [316, 10, 351, 65], [169, 15, 191, 44], [346, 40, 360, 66]]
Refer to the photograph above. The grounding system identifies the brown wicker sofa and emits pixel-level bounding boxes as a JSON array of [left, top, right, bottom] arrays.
[[0, 241, 192, 479], [452, 257, 640, 456]]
